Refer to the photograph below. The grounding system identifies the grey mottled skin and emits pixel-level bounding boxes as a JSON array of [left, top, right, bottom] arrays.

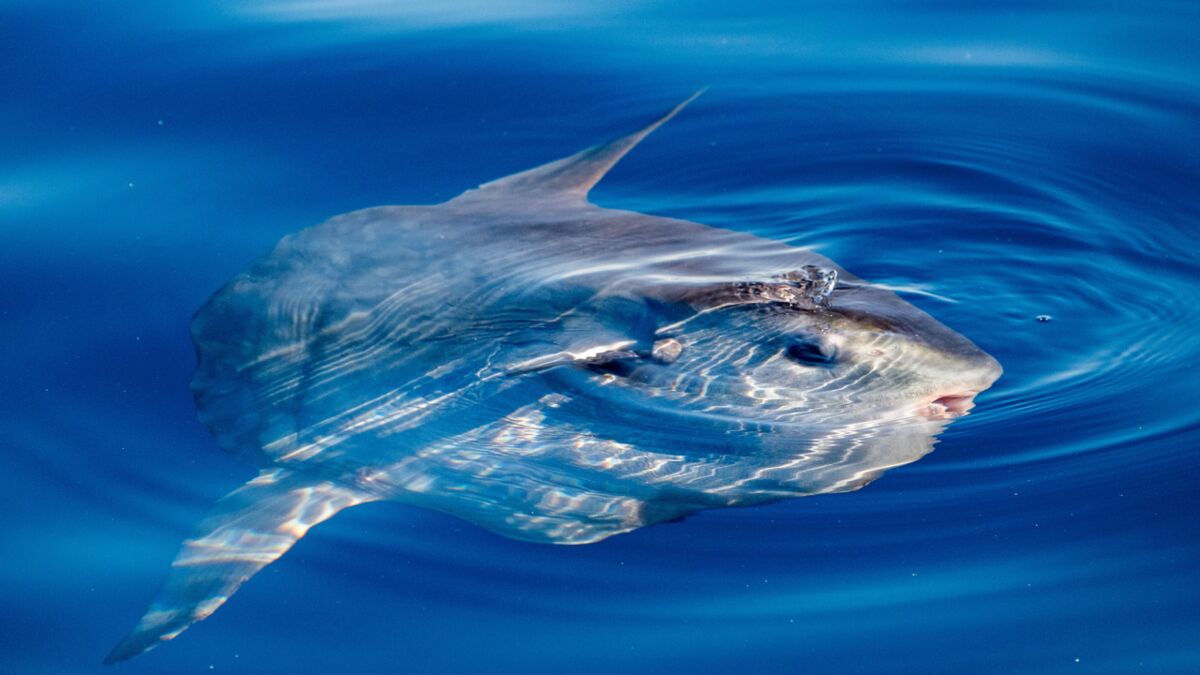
[[107, 92, 1000, 663]]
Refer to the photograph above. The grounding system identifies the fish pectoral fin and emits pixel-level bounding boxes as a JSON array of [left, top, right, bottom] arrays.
[[104, 469, 377, 664], [504, 341, 641, 375], [501, 294, 663, 375]]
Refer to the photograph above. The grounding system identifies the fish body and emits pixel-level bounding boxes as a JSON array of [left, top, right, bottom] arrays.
[[108, 93, 1000, 663]]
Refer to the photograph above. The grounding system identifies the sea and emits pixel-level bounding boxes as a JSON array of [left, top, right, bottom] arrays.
[[2, 2, 1198, 673]]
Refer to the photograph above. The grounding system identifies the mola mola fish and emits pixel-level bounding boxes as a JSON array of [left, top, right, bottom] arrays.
[[107, 91, 1001, 663]]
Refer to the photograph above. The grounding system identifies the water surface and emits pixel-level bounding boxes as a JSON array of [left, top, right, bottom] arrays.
[[2, 2, 1198, 673]]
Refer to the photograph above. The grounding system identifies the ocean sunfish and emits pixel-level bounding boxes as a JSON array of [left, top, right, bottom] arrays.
[[107, 92, 1001, 663]]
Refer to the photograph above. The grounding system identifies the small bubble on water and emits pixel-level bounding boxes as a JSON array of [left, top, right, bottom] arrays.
[[1036, 314, 1052, 322]]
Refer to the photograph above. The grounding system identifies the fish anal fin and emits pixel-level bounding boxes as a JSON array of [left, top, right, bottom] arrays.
[[104, 469, 376, 664], [466, 89, 705, 202]]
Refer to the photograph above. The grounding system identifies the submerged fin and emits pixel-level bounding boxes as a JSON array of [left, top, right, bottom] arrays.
[[471, 88, 705, 201], [105, 469, 376, 664], [499, 294, 662, 375], [504, 340, 640, 375]]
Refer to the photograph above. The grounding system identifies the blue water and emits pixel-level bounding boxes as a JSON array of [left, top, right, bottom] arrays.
[[3, 2, 1199, 673]]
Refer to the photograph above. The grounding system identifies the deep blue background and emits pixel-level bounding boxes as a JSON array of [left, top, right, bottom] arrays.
[[2, 2, 1198, 673]]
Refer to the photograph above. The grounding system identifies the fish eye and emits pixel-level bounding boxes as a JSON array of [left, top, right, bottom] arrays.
[[786, 340, 834, 366]]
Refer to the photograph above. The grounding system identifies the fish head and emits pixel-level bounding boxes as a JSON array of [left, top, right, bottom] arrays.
[[813, 278, 1003, 418], [633, 265, 1002, 424]]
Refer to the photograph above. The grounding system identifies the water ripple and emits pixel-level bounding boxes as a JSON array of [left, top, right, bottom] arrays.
[[4, 4, 1199, 671]]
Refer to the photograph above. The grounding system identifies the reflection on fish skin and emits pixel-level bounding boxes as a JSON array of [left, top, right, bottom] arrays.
[[365, 392, 950, 544], [109, 91, 1001, 662]]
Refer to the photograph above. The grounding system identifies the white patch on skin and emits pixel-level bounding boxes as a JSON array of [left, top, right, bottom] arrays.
[[651, 337, 683, 363]]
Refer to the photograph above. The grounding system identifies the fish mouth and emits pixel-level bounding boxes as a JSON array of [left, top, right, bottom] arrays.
[[921, 392, 979, 419]]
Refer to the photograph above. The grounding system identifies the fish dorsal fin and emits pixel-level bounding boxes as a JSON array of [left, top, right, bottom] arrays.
[[467, 89, 705, 202]]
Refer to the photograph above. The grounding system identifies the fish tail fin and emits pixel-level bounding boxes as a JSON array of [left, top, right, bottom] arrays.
[[469, 88, 707, 201], [104, 469, 377, 665]]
